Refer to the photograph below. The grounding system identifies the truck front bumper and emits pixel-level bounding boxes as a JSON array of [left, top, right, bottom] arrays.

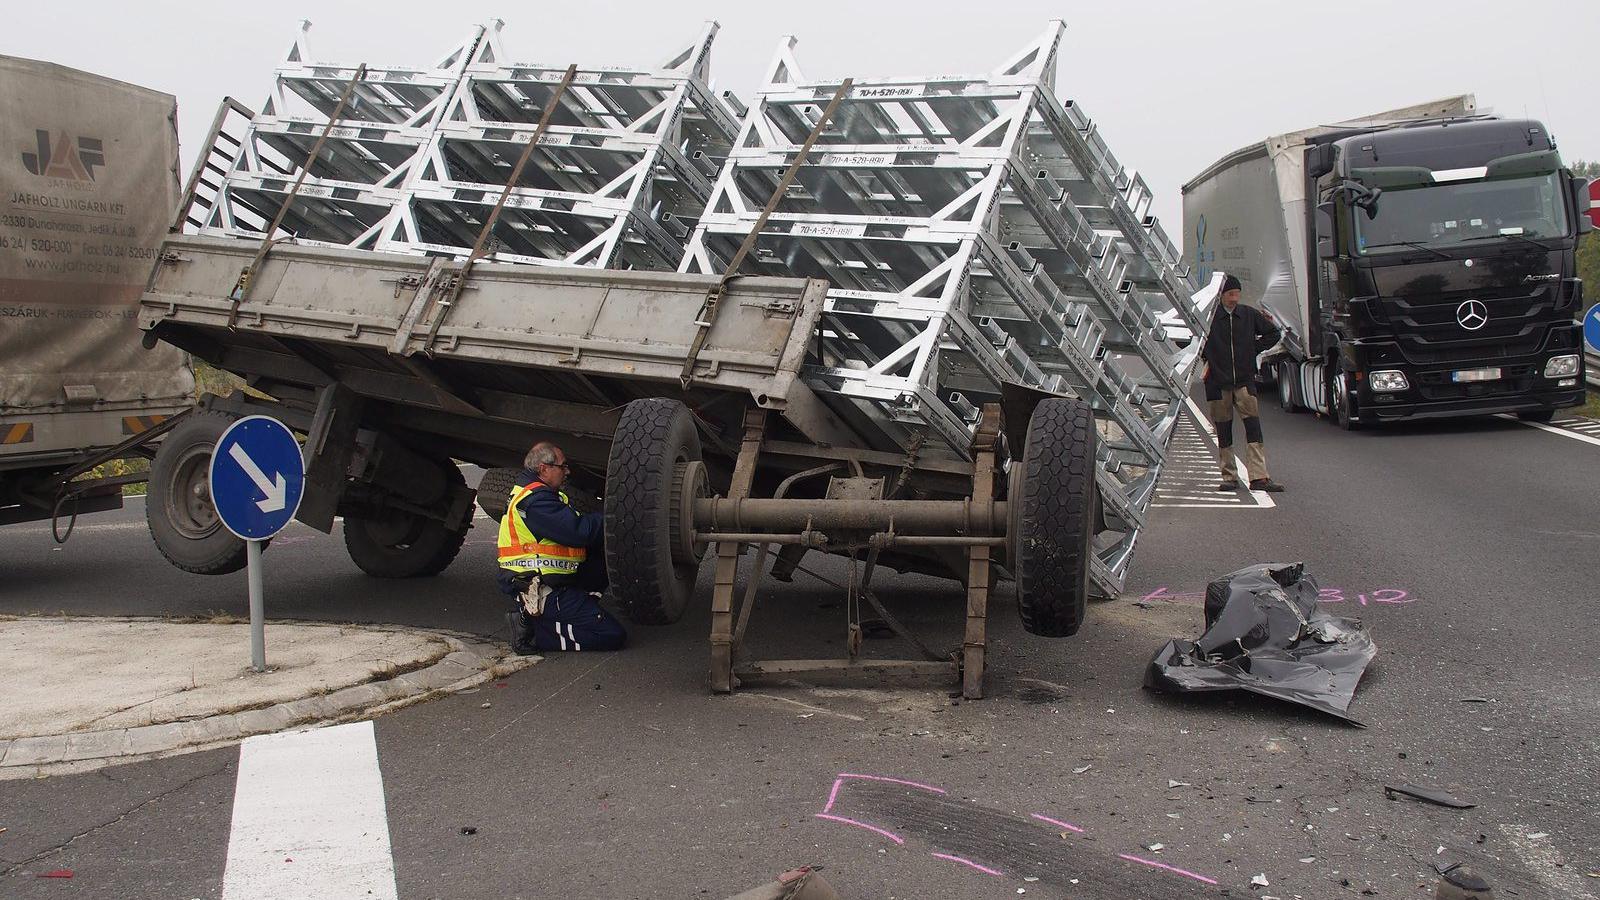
[[1348, 330, 1586, 420]]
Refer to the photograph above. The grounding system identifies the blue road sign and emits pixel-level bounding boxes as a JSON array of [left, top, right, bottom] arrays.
[[209, 416, 305, 540], [1585, 303, 1600, 354]]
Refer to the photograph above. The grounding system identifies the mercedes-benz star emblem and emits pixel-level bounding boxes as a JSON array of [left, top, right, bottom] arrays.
[[1456, 299, 1489, 331]]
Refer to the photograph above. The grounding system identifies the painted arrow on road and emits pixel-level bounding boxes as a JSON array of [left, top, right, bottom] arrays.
[[228, 443, 289, 513]]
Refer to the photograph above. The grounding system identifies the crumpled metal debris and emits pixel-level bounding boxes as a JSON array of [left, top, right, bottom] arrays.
[[1143, 563, 1377, 724]]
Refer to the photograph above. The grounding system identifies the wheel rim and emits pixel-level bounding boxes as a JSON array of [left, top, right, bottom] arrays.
[[1279, 364, 1293, 407], [1334, 372, 1350, 422], [361, 509, 428, 550], [166, 445, 222, 540]]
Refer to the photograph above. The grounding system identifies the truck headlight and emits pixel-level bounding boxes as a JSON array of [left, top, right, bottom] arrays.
[[1369, 370, 1409, 392], [1544, 355, 1579, 378]]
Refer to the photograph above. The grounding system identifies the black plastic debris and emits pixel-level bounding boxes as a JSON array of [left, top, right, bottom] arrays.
[[1143, 563, 1376, 724], [1386, 783, 1475, 809]]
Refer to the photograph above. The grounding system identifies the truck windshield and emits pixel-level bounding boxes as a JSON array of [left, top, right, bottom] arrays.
[[1354, 172, 1569, 255]]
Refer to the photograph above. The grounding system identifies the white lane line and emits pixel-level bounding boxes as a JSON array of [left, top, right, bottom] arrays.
[[1180, 396, 1276, 509], [1499, 414, 1600, 448], [222, 721, 398, 900]]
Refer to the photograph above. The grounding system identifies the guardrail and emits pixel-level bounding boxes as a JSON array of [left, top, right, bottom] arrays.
[[1588, 350, 1600, 390]]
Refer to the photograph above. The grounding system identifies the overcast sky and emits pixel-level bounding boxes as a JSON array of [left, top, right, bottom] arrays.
[[7, 0, 1595, 245]]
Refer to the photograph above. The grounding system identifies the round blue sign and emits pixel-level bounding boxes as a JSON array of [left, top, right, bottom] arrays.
[[208, 415, 305, 540], [1584, 303, 1600, 354]]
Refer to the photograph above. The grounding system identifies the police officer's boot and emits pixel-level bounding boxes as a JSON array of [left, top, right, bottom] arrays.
[[506, 610, 536, 655]]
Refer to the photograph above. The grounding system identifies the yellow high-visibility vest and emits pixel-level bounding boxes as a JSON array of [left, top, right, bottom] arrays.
[[497, 481, 587, 576]]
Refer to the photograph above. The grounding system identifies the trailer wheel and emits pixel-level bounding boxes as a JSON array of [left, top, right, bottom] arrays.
[[344, 464, 470, 578], [604, 398, 703, 625], [1277, 360, 1299, 412], [475, 467, 522, 522], [146, 409, 252, 575], [1011, 397, 1097, 637]]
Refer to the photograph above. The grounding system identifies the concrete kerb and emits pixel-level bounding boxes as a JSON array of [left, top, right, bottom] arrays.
[[0, 618, 538, 780]]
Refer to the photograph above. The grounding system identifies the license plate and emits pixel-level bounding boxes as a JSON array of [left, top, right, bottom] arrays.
[[1451, 367, 1501, 383]]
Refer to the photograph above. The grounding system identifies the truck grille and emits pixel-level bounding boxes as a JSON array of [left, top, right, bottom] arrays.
[[1378, 288, 1555, 364]]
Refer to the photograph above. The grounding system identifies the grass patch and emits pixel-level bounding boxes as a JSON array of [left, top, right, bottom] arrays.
[[1572, 390, 1600, 420]]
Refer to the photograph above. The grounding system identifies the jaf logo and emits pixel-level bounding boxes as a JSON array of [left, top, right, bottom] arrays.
[[21, 130, 105, 183]]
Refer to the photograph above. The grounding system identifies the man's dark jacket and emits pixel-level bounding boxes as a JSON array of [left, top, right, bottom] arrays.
[[496, 468, 608, 597], [1201, 304, 1280, 395]]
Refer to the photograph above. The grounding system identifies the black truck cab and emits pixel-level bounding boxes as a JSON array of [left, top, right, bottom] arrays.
[[1310, 118, 1590, 423]]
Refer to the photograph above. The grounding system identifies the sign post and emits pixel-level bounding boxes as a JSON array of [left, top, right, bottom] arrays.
[[208, 416, 305, 672]]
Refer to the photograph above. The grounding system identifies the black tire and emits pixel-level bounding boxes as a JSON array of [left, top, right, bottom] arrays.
[[604, 398, 703, 626], [1011, 397, 1097, 638], [1277, 360, 1299, 413], [146, 409, 253, 575], [1517, 409, 1556, 423], [475, 467, 522, 522], [1331, 368, 1361, 431], [344, 464, 470, 578]]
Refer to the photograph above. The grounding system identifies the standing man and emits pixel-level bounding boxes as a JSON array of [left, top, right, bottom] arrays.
[[1202, 274, 1286, 493], [497, 441, 626, 653]]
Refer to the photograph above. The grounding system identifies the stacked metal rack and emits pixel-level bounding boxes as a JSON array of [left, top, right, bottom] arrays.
[[186, 20, 740, 271], [679, 22, 1212, 597]]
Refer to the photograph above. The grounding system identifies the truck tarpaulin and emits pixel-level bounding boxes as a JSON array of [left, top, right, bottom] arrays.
[[1144, 562, 1376, 724], [0, 55, 192, 419]]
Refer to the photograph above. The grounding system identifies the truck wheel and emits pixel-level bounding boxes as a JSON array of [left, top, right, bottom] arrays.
[[1277, 360, 1299, 412], [1011, 397, 1097, 638], [605, 398, 704, 625], [344, 464, 470, 578], [1331, 369, 1361, 431], [475, 466, 522, 522], [146, 409, 253, 575]]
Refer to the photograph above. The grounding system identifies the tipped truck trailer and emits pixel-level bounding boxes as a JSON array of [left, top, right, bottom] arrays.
[[0, 56, 193, 530], [1184, 96, 1592, 428], [136, 22, 1215, 697]]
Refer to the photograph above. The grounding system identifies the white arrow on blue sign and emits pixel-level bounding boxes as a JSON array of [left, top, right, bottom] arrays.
[[1584, 303, 1600, 354], [209, 415, 305, 540]]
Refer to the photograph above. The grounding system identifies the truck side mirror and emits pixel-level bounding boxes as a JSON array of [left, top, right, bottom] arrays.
[[1315, 202, 1338, 259], [1574, 177, 1594, 235]]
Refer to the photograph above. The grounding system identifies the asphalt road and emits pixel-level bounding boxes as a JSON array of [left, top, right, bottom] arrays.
[[2, 404, 1597, 899]]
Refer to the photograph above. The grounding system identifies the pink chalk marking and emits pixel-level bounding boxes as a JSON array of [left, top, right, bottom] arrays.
[[822, 778, 845, 813], [1117, 853, 1219, 886], [1030, 813, 1085, 833], [813, 813, 905, 845], [931, 853, 1004, 877], [836, 773, 946, 794]]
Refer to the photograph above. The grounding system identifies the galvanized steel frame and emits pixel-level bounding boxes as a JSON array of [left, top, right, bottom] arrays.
[[680, 22, 1214, 596], [187, 19, 739, 272]]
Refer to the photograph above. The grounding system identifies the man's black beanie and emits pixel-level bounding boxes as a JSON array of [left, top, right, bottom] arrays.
[[1221, 273, 1242, 294]]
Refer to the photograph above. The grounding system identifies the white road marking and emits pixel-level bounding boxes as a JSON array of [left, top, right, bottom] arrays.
[[1150, 399, 1273, 510], [1497, 825, 1597, 900], [1499, 414, 1600, 448], [222, 721, 398, 900]]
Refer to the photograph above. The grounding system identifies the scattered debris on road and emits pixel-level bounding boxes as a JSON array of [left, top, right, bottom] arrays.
[[1385, 783, 1476, 809], [1143, 563, 1377, 723], [39, 869, 74, 878]]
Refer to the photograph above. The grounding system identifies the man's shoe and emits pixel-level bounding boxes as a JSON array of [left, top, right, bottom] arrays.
[[1216, 479, 1241, 491], [506, 611, 536, 655], [1249, 478, 1286, 493]]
